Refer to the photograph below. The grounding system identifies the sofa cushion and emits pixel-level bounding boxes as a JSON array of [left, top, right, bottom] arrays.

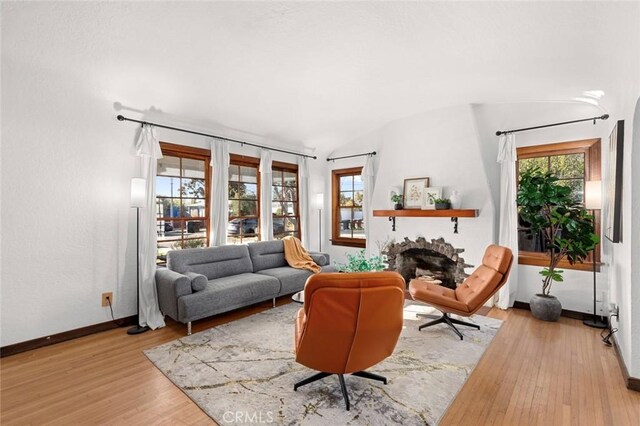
[[308, 252, 328, 266], [177, 273, 280, 322], [256, 267, 313, 296], [167, 245, 253, 280], [184, 272, 207, 292], [255, 265, 338, 296], [247, 240, 287, 272]]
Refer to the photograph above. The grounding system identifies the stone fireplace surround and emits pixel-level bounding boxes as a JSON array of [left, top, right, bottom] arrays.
[[383, 237, 473, 289]]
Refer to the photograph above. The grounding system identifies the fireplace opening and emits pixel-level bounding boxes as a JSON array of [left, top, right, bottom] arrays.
[[396, 248, 457, 289], [383, 237, 473, 290]]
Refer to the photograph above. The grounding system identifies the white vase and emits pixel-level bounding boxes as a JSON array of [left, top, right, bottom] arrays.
[[450, 191, 462, 209]]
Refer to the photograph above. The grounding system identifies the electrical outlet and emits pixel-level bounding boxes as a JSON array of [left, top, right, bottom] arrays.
[[101, 292, 113, 307]]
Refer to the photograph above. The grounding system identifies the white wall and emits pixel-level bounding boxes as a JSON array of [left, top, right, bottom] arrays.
[[0, 35, 316, 347], [628, 96, 640, 378], [472, 102, 612, 313], [608, 93, 640, 378], [324, 105, 495, 272]]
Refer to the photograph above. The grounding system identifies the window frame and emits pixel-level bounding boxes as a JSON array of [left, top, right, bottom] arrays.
[[157, 142, 211, 262], [516, 138, 601, 271], [331, 166, 366, 248], [227, 154, 261, 244], [272, 160, 301, 240]]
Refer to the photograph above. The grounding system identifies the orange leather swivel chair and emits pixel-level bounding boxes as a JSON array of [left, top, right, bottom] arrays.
[[293, 271, 405, 411], [409, 245, 513, 340]]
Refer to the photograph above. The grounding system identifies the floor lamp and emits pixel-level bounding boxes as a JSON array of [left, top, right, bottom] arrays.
[[128, 178, 150, 335], [583, 180, 607, 329], [315, 193, 324, 252]]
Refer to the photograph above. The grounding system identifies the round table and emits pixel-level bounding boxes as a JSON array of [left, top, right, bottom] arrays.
[[291, 291, 304, 304]]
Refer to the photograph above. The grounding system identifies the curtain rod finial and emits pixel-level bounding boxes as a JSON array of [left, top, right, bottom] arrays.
[[496, 131, 502, 136], [117, 115, 125, 121], [602, 114, 609, 120]]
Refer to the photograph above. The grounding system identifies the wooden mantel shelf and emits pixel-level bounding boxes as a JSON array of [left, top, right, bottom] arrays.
[[373, 209, 478, 233], [373, 209, 478, 218]]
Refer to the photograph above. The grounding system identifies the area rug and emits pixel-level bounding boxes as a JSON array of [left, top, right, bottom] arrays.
[[145, 303, 502, 425]]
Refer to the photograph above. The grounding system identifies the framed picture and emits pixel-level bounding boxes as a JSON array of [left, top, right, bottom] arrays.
[[403, 177, 430, 209], [422, 187, 442, 210], [605, 120, 624, 243]]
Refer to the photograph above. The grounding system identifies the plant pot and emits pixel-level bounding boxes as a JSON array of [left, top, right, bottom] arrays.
[[530, 294, 562, 322], [435, 202, 450, 210], [394, 203, 403, 210]]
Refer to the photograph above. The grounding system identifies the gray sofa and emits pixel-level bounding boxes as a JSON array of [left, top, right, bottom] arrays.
[[156, 240, 335, 334]]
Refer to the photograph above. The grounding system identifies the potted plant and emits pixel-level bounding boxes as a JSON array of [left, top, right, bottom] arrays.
[[428, 194, 451, 210], [335, 250, 387, 272], [517, 167, 599, 321], [391, 194, 403, 210]]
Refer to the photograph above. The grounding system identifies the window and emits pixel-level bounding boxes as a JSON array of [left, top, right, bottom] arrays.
[[156, 148, 302, 252], [227, 155, 260, 244], [331, 167, 365, 248], [156, 143, 210, 264], [272, 161, 300, 239], [517, 138, 601, 270]]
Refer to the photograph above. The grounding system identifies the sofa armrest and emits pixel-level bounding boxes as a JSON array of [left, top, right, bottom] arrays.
[[156, 268, 192, 322], [308, 251, 331, 266]]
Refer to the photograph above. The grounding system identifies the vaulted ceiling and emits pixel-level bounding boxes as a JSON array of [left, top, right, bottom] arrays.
[[4, 1, 638, 152]]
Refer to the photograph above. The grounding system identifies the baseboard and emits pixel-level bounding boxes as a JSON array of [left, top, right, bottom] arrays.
[[0, 316, 136, 358], [611, 335, 640, 392], [512, 301, 587, 320]]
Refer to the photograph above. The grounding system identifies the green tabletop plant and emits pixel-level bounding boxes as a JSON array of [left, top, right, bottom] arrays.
[[391, 194, 403, 210]]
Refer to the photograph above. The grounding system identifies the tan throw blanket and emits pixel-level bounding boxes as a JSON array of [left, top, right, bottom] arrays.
[[282, 236, 321, 273]]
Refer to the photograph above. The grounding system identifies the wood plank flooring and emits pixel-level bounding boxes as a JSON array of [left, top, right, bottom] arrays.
[[2, 298, 638, 425]]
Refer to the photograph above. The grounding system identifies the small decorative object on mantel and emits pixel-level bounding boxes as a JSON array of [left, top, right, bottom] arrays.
[[422, 187, 442, 210], [450, 190, 462, 209], [428, 194, 451, 210], [403, 177, 430, 209], [391, 194, 403, 210]]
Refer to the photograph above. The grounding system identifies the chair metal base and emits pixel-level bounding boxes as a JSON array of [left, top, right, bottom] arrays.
[[417, 312, 479, 340], [294, 370, 388, 410]]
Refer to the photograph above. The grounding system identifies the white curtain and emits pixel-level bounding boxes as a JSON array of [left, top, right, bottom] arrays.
[[210, 138, 230, 246], [298, 156, 310, 247], [496, 133, 519, 309], [362, 155, 375, 257], [134, 125, 165, 329], [259, 150, 273, 241]]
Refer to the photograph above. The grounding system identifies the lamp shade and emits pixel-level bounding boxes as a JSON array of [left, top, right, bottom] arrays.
[[130, 178, 146, 208], [315, 193, 324, 209], [584, 180, 601, 210]]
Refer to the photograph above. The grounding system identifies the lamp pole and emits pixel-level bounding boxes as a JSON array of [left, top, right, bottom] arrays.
[[583, 181, 607, 329], [128, 178, 150, 335], [583, 209, 607, 329]]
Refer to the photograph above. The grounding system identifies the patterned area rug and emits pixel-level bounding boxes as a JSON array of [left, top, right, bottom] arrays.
[[145, 303, 502, 425]]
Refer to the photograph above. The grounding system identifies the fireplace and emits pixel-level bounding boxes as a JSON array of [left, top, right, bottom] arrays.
[[383, 237, 473, 289]]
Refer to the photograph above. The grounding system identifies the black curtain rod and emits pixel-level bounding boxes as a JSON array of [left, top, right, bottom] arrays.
[[326, 151, 376, 162], [116, 115, 317, 159], [495, 114, 609, 136]]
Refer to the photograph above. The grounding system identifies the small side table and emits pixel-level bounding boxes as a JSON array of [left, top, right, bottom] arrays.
[[292, 291, 305, 304]]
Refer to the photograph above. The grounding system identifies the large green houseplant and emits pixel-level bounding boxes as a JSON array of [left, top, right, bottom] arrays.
[[516, 167, 599, 321]]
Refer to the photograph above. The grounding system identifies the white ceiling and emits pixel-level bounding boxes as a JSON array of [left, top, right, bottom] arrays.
[[3, 1, 639, 152]]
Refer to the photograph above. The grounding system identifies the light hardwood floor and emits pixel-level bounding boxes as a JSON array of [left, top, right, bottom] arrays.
[[2, 298, 638, 425]]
